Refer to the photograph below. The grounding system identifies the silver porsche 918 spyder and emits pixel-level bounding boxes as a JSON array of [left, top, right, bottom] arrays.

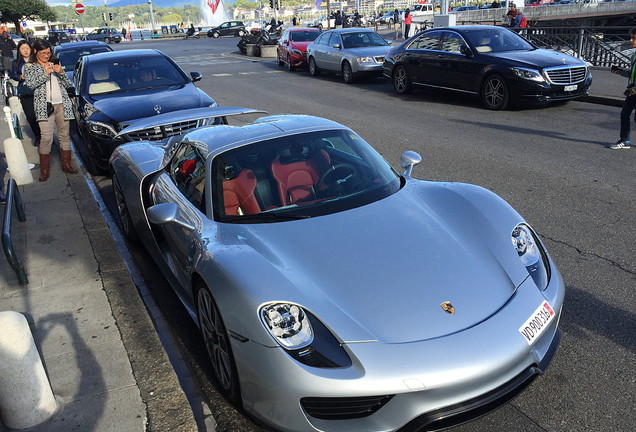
[[110, 107, 565, 432]]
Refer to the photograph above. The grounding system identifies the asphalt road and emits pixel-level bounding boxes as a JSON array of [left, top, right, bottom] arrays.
[[89, 36, 635, 432]]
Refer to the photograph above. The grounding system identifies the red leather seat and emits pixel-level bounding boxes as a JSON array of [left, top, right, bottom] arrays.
[[271, 149, 330, 206], [223, 169, 261, 216]]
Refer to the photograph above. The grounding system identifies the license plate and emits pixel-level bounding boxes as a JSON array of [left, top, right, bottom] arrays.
[[519, 301, 556, 345], [564, 84, 577, 92]]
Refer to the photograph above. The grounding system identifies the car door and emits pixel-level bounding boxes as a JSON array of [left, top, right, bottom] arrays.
[[437, 31, 487, 93], [324, 33, 343, 72], [311, 32, 331, 69], [149, 143, 209, 295], [400, 30, 443, 87], [279, 30, 290, 60], [219, 22, 231, 36]]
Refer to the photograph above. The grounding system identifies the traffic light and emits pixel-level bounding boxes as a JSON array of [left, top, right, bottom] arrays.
[[269, 0, 274, 7], [109, 12, 113, 21], [102, 12, 108, 21]]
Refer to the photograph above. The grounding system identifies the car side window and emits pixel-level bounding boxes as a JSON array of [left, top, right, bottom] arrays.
[[441, 32, 465, 54], [409, 31, 443, 50], [329, 33, 341, 47], [170, 144, 207, 211]]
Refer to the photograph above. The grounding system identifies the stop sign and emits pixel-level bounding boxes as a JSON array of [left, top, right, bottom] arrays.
[[74, 3, 85, 15]]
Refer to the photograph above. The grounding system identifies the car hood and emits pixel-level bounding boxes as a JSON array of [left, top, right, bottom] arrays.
[[221, 182, 529, 344], [290, 41, 313, 51], [344, 45, 392, 57], [89, 85, 214, 123], [486, 48, 585, 69]]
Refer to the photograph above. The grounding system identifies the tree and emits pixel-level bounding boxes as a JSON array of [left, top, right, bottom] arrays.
[[0, 0, 56, 34]]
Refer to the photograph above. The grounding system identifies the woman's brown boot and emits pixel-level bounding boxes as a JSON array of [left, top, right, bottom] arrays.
[[60, 150, 78, 174], [39, 153, 51, 182]]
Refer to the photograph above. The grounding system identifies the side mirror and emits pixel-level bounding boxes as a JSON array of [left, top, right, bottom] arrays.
[[459, 44, 473, 57], [332, 43, 341, 49], [190, 71, 203, 82], [400, 151, 422, 177], [147, 203, 195, 231], [283, 39, 289, 44]]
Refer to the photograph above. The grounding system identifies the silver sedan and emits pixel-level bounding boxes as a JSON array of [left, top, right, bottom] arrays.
[[307, 28, 392, 83]]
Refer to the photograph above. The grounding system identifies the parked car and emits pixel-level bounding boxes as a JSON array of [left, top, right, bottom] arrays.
[[307, 28, 392, 83], [451, 5, 480, 11], [277, 27, 321, 71], [69, 49, 216, 174], [378, 10, 402, 25], [46, 30, 71, 46], [308, 16, 336, 30], [54, 40, 113, 79], [244, 20, 269, 32], [110, 109, 565, 432], [383, 25, 592, 110], [9, 33, 25, 43], [207, 21, 246, 38], [84, 28, 123, 44]]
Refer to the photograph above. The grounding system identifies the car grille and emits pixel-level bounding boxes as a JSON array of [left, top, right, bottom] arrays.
[[123, 119, 202, 141], [300, 395, 394, 420], [545, 66, 587, 85]]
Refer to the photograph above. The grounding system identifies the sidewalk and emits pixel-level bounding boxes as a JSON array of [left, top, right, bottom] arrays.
[[0, 117, 198, 431]]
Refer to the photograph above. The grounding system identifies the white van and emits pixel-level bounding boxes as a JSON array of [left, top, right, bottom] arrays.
[[410, 3, 435, 19]]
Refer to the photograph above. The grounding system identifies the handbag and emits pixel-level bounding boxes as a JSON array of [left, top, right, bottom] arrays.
[[46, 78, 54, 117]]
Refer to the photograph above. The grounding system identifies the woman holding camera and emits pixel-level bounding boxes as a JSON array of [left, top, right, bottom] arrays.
[[24, 38, 77, 181]]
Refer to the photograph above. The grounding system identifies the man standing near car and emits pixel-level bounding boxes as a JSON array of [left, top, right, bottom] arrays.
[[393, 9, 400, 39], [610, 28, 636, 149]]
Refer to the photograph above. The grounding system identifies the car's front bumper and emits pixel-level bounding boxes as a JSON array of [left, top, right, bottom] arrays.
[[353, 61, 384, 75], [508, 73, 593, 105], [231, 262, 565, 432]]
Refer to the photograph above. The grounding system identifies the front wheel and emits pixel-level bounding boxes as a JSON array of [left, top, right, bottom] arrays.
[[287, 55, 295, 72], [277, 52, 284, 66], [212, 31, 220, 38], [196, 282, 240, 403], [393, 65, 412, 94], [104, 37, 110, 44], [238, 30, 245, 37], [112, 172, 137, 243], [481, 74, 510, 110], [342, 61, 355, 84], [308, 57, 320, 76]]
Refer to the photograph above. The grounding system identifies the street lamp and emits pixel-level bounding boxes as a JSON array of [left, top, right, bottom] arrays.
[[148, 0, 156, 33]]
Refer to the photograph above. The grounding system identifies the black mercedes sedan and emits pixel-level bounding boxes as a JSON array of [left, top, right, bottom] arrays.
[[69, 49, 216, 174], [382, 25, 592, 110]]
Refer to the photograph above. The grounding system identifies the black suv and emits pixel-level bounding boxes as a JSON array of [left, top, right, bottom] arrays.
[[207, 21, 246, 38], [46, 31, 71, 46]]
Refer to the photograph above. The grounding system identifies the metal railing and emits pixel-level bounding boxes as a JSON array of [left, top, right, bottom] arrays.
[[2, 178, 28, 285]]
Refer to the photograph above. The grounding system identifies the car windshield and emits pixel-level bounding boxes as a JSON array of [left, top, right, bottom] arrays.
[[464, 27, 534, 53], [87, 56, 187, 96], [341, 31, 388, 48], [211, 129, 401, 222], [290, 31, 320, 42], [57, 46, 112, 72]]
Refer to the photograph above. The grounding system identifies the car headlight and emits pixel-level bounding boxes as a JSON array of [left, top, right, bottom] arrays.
[[512, 224, 550, 290], [357, 56, 375, 63], [291, 49, 303, 56], [511, 67, 545, 82], [87, 120, 119, 139], [260, 303, 351, 368]]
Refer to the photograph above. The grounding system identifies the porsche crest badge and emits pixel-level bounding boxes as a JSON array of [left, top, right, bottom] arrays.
[[441, 301, 455, 315]]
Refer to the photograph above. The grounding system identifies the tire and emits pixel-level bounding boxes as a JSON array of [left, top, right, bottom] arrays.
[[196, 282, 240, 403], [392, 65, 413, 94], [287, 55, 295, 72], [318, 24, 323, 31], [308, 57, 320, 76], [212, 31, 220, 38], [238, 30, 245, 37], [104, 37, 110, 44], [481, 74, 510, 110], [278, 52, 284, 67], [342, 61, 354, 84], [112, 172, 138, 243]]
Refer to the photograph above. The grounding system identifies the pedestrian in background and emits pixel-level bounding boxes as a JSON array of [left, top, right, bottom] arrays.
[[10, 40, 41, 146], [24, 39, 77, 181], [404, 8, 412, 39], [393, 9, 400, 39], [0, 31, 16, 72], [610, 28, 636, 149]]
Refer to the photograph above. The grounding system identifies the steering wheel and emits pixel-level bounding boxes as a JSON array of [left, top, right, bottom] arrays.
[[316, 163, 359, 197]]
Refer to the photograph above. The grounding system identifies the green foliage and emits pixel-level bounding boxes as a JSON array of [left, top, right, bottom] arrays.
[[0, 0, 56, 30]]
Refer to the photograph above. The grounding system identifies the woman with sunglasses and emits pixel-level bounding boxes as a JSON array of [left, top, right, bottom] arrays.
[[24, 38, 77, 182]]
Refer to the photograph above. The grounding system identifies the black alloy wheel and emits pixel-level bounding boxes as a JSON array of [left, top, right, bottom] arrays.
[[393, 65, 413, 94], [212, 31, 220, 38], [112, 172, 137, 243], [481, 74, 510, 110], [309, 57, 320, 76], [342, 61, 355, 84], [287, 55, 295, 72], [196, 282, 240, 403]]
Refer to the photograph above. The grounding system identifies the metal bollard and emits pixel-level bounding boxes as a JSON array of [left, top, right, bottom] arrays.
[[0, 312, 58, 429]]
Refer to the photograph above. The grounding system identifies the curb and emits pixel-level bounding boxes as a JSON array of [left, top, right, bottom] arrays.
[[66, 172, 199, 432]]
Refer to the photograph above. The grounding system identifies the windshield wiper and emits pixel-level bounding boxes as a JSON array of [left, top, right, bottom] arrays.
[[222, 212, 311, 222]]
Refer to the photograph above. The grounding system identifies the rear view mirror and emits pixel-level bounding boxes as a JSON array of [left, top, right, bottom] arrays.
[[400, 151, 422, 177], [190, 71, 202, 82]]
